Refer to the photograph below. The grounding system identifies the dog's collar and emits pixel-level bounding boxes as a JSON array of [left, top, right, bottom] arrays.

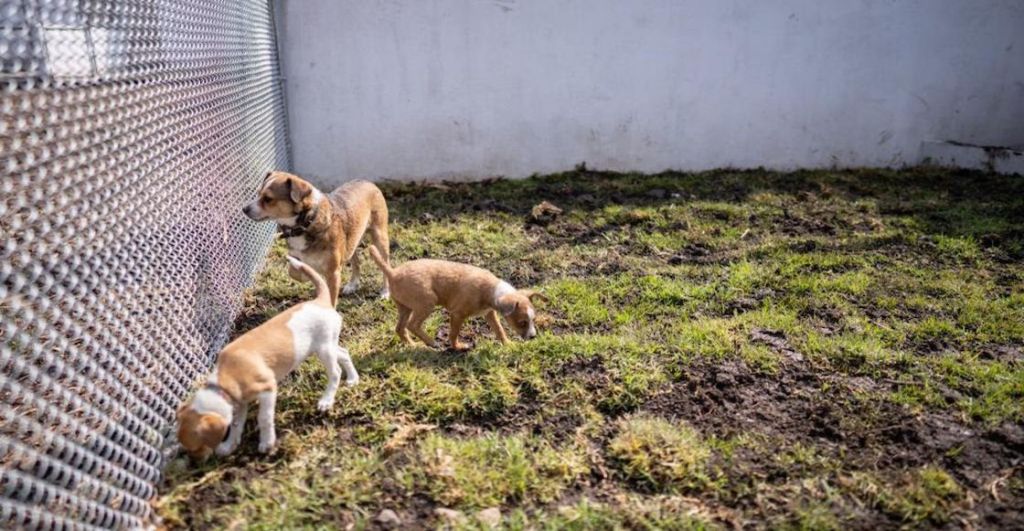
[[278, 202, 320, 239], [203, 382, 239, 408]]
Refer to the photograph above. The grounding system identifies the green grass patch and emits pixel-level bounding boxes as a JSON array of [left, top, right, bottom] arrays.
[[405, 433, 587, 509]]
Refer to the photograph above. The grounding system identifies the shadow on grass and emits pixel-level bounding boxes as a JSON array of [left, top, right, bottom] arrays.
[[383, 167, 1024, 257]]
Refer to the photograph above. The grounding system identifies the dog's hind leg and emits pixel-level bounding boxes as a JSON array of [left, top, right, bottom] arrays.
[[256, 389, 278, 453], [335, 345, 359, 387], [407, 306, 437, 348], [316, 349, 343, 411], [368, 215, 391, 299], [396, 304, 413, 345]]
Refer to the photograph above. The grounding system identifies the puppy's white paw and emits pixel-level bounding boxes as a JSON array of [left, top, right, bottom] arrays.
[[258, 438, 276, 454], [215, 441, 236, 457], [341, 282, 358, 296], [317, 397, 334, 411], [378, 288, 390, 300], [345, 376, 360, 387]]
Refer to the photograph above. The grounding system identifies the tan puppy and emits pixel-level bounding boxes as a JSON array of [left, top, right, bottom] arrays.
[[368, 247, 547, 350], [176, 256, 358, 459], [243, 171, 391, 304]]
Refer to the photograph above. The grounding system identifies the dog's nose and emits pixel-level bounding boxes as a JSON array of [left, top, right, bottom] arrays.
[[242, 204, 251, 215]]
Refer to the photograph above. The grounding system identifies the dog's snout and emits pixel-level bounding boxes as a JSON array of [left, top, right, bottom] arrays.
[[242, 202, 261, 220]]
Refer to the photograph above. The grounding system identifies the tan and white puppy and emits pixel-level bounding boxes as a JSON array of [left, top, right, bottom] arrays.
[[368, 247, 547, 350], [176, 256, 358, 460], [243, 171, 391, 304]]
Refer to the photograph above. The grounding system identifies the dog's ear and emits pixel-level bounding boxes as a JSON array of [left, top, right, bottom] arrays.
[[288, 177, 313, 204], [197, 414, 227, 449], [521, 290, 550, 304]]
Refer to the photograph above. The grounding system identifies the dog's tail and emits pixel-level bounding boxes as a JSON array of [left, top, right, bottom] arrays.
[[367, 246, 395, 280], [285, 255, 331, 306]]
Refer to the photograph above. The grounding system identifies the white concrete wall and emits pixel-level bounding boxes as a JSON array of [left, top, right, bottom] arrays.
[[277, 0, 1024, 183]]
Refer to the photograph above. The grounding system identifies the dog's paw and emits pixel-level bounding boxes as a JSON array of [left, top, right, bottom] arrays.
[[344, 376, 360, 387], [341, 282, 359, 296], [215, 441, 236, 457], [378, 288, 391, 300], [258, 438, 276, 454], [317, 397, 335, 411]]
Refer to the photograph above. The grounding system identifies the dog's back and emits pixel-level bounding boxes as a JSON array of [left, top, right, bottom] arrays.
[[387, 258, 498, 310], [329, 180, 387, 219]]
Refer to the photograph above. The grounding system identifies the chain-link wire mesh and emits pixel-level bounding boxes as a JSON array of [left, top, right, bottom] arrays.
[[1, 0, 290, 528]]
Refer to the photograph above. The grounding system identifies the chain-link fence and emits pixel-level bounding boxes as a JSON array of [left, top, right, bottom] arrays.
[[1, 0, 290, 528]]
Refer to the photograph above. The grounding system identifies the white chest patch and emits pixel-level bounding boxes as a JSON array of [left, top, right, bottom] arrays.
[[287, 236, 307, 252], [286, 303, 342, 372]]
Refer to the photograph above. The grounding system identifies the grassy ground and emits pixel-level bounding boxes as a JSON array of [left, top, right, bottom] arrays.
[[157, 168, 1023, 530]]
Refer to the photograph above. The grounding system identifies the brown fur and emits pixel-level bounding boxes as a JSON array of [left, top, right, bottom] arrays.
[[176, 408, 227, 460], [368, 247, 547, 350], [243, 171, 391, 304]]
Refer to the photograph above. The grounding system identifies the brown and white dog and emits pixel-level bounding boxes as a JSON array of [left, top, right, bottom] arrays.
[[176, 256, 358, 459], [368, 247, 547, 350], [243, 171, 391, 304]]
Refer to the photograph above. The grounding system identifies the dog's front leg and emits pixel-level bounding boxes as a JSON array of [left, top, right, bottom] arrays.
[[486, 310, 511, 345], [256, 390, 277, 453], [342, 251, 361, 296], [215, 403, 248, 456], [326, 258, 342, 304]]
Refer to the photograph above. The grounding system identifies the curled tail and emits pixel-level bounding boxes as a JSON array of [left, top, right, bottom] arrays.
[[285, 256, 331, 306], [367, 246, 394, 280]]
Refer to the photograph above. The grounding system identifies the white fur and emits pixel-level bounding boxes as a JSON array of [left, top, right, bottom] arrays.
[[189, 388, 233, 421], [277, 215, 298, 227], [284, 302, 359, 407], [287, 303, 341, 371], [526, 307, 537, 338], [257, 390, 277, 453], [209, 299, 359, 456], [493, 280, 516, 310], [287, 235, 307, 252]]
